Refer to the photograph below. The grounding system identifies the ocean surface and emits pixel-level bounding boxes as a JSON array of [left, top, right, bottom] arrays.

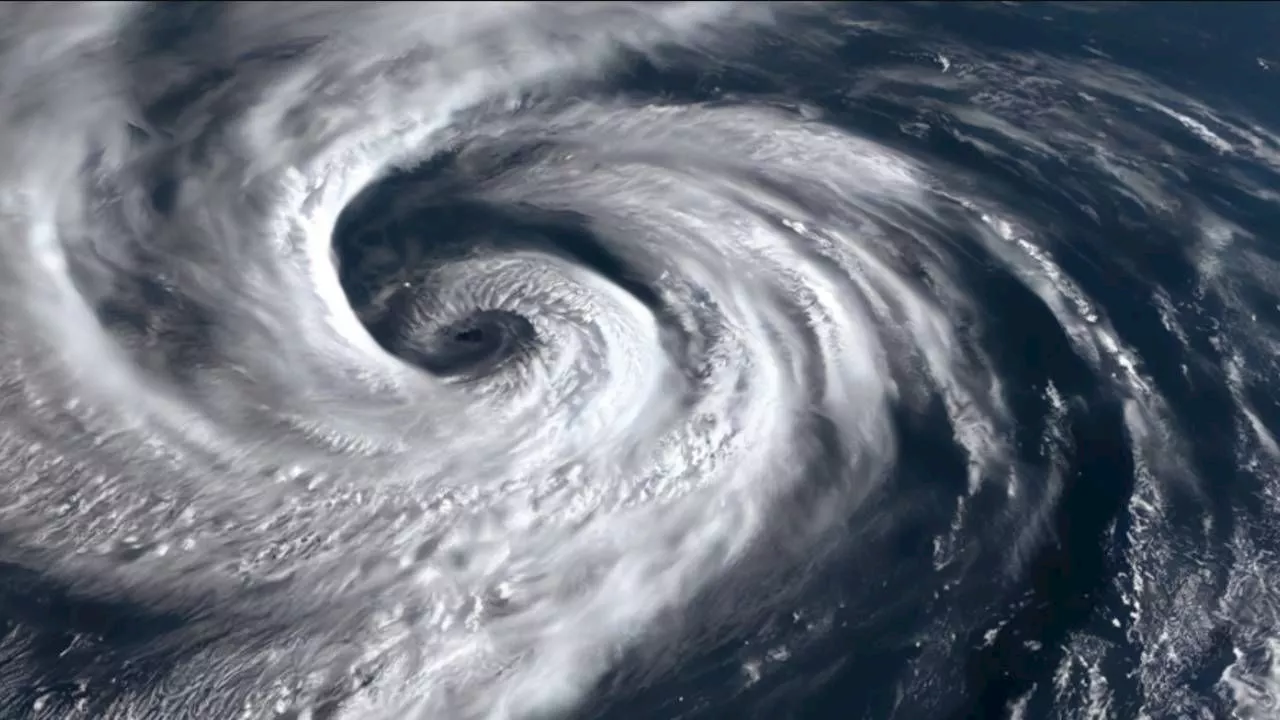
[[0, 3, 1277, 720]]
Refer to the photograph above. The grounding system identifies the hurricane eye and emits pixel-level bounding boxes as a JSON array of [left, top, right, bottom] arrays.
[[453, 327, 486, 344], [392, 309, 535, 378]]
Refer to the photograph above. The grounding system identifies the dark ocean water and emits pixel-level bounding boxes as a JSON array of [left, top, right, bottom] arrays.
[[2, 3, 1279, 720], [559, 4, 1280, 719]]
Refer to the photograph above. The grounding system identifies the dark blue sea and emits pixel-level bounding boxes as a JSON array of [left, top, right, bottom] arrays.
[[571, 4, 1280, 719]]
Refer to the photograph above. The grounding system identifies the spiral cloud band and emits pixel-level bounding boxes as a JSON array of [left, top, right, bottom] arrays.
[[1, 3, 1278, 720]]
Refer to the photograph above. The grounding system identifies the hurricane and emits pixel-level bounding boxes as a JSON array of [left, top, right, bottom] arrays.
[[0, 3, 1277, 720]]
